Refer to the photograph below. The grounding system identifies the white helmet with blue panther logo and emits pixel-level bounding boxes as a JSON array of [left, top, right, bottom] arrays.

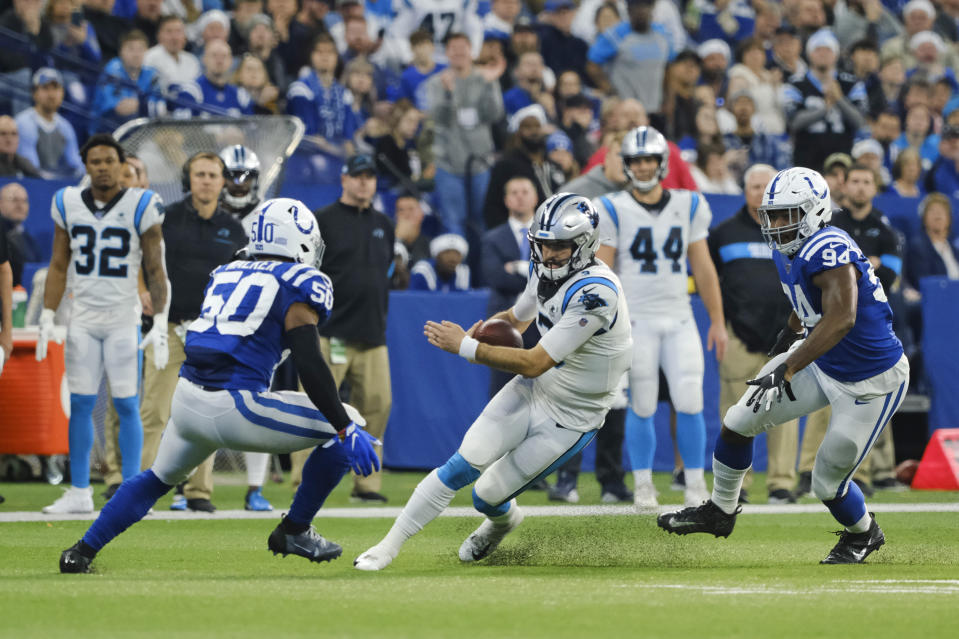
[[244, 198, 325, 269], [758, 167, 833, 257], [528, 192, 600, 281]]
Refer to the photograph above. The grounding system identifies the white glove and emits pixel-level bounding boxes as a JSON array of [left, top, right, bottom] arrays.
[[35, 309, 59, 362], [140, 313, 169, 370]]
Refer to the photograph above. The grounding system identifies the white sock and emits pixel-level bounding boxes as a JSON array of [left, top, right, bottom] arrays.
[[711, 457, 749, 515], [244, 452, 270, 486], [847, 511, 872, 534], [489, 499, 519, 529], [633, 469, 653, 486], [684, 467, 705, 490], [379, 469, 456, 556]]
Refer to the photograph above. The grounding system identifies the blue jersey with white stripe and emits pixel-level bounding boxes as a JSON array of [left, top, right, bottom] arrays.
[[181, 260, 334, 391], [773, 226, 902, 382]]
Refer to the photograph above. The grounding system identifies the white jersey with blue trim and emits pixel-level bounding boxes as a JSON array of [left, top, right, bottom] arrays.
[[51, 186, 164, 316], [388, 0, 484, 59], [180, 260, 334, 392], [512, 260, 633, 431], [773, 226, 903, 382], [595, 189, 711, 319]]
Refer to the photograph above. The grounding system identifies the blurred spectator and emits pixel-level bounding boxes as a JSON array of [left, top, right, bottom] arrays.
[[82, 0, 129, 60], [409, 233, 471, 291], [268, 0, 318, 77], [503, 51, 555, 119], [234, 53, 279, 114], [509, 15, 541, 58], [933, 0, 959, 41], [789, 0, 827, 41], [246, 13, 289, 91], [0, 116, 40, 178], [661, 49, 701, 142], [287, 33, 359, 156], [728, 36, 784, 134], [867, 54, 904, 117], [907, 30, 958, 94], [330, 1, 380, 57], [483, 104, 565, 229], [783, 29, 868, 174], [926, 124, 959, 199], [133, 0, 163, 44], [752, 1, 781, 50], [393, 193, 431, 265], [721, 90, 792, 181], [881, 0, 958, 70], [892, 104, 939, 170], [426, 32, 503, 236], [46, 0, 102, 65], [391, 30, 444, 111], [561, 130, 630, 199], [372, 99, 428, 195], [851, 138, 889, 186], [230, 0, 265, 54], [557, 92, 597, 168], [172, 40, 253, 117], [0, 183, 40, 286], [343, 57, 376, 130], [538, 0, 588, 81], [678, 102, 721, 160], [769, 25, 806, 80], [144, 15, 201, 90], [546, 130, 579, 182], [697, 38, 731, 103], [887, 147, 925, 197], [848, 39, 879, 85], [587, 0, 671, 116], [15, 68, 83, 179], [483, 0, 521, 41], [690, 141, 740, 194], [683, 0, 755, 45], [386, 0, 484, 65], [91, 29, 164, 133], [0, 0, 53, 73], [833, 0, 903, 49], [869, 108, 901, 176], [191, 9, 231, 53], [823, 152, 853, 208], [905, 193, 959, 292]]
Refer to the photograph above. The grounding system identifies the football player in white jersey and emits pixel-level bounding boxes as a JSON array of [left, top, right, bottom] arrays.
[[37, 134, 170, 515], [58, 199, 380, 573], [594, 126, 728, 508], [354, 193, 633, 571], [387, 0, 485, 62]]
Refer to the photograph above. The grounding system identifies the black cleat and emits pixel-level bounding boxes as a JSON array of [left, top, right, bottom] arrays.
[[795, 471, 812, 498], [59, 542, 94, 574], [349, 491, 388, 504], [186, 498, 217, 512], [657, 500, 740, 538], [820, 513, 885, 564], [102, 483, 121, 501], [268, 521, 342, 563]]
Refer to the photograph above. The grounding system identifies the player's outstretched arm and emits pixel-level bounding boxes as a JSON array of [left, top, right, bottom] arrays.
[[783, 264, 859, 379], [424, 320, 557, 377], [486, 308, 534, 334], [688, 239, 728, 361]]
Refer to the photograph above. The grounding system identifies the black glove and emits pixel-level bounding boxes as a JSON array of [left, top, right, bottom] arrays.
[[745, 363, 796, 413], [768, 326, 803, 358]]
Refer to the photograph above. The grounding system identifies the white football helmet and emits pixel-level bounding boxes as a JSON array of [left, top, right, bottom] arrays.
[[244, 198, 325, 269], [620, 125, 669, 192], [528, 192, 600, 281], [220, 144, 260, 210], [758, 167, 833, 257]]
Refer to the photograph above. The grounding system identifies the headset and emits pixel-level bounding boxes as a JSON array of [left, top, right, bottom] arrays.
[[181, 152, 226, 195]]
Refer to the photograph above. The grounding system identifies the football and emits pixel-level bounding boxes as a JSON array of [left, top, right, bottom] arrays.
[[475, 319, 524, 348], [895, 459, 920, 486]]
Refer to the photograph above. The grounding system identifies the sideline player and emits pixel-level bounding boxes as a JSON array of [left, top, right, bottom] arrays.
[[657, 168, 909, 564], [58, 199, 380, 573], [594, 126, 727, 508], [354, 193, 632, 571], [38, 134, 170, 515]]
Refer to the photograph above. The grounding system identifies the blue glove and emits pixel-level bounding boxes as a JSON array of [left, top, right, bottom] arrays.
[[340, 422, 381, 476]]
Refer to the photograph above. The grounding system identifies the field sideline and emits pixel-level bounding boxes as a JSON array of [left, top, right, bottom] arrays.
[[2, 473, 957, 638]]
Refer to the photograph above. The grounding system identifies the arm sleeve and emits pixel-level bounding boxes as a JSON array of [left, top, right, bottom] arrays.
[[14, 115, 40, 168], [285, 324, 351, 431], [286, 81, 317, 134], [587, 27, 619, 65], [511, 272, 539, 323], [136, 191, 165, 233], [801, 232, 863, 277], [594, 195, 619, 247], [50, 188, 68, 229], [289, 268, 335, 323], [538, 281, 619, 362], [688, 192, 713, 243], [408, 261, 435, 290]]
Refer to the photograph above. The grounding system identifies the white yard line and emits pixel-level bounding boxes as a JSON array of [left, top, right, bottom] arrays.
[[2, 502, 958, 523], [614, 582, 959, 596]]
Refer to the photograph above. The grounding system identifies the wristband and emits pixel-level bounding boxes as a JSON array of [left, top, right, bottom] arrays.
[[458, 336, 479, 361]]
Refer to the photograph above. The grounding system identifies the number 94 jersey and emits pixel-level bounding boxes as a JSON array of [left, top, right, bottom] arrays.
[[773, 226, 903, 382], [595, 189, 711, 319], [51, 186, 163, 316], [180, 261, 334, 391]]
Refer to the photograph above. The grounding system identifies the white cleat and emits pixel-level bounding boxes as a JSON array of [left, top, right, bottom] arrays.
[[684, 482, 710, 507], [353, 544, 395, 571], [458, 502, 524, 562], [42, 486, 94, 514], [633, 481, 659, 510]]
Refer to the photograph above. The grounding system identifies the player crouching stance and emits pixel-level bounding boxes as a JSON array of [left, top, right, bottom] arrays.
[[354, 194, 632, 571], [657, 168, 909, 564], [59, 199, 380, 573]]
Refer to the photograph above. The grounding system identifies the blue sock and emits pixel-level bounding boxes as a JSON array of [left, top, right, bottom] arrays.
[[68, 394, 98, 488], [472, 489, 511, 517], [713, 433, 753, 470], [82, 470, 172, 552], [676, 412, 707, 470], [625, 410, 655, 470], [823, 480, 867, 527], [436, 452, 480, 490], [112, 396, 143, 481], [287, 443, 350, 526]]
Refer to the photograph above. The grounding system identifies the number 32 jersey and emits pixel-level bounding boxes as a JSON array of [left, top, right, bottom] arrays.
[[595, 189, 712, 320], [51, 186, 164, 316], [773, 226, 902, 382], [181, 261, 334, 391]]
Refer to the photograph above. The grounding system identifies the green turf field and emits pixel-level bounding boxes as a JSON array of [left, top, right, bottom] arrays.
[[2, 473, 958, 638]]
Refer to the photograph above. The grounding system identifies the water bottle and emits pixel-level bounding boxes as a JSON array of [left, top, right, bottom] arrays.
[[11, 285, 27, 328]]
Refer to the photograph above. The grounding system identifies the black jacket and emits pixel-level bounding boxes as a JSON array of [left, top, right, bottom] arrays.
[[314, 200, 394, 345], [481, 221, 528, 316], [830, 208, 903, 293], [483, 150, 565, 230]]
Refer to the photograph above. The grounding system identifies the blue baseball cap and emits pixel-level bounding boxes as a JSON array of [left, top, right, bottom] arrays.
[[342, 154, 376, 176], [32, 67, 63, 88]]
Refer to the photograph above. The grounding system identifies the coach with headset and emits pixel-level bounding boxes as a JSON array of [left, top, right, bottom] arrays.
[[139, 151, 248, 512]]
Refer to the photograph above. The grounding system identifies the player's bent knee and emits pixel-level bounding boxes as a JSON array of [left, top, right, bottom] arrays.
[[720, 425, 752, 446], [437, 452, 481, 490], [723, 404, 764, 439], [472, 487, 510, 517], [630, 394, 657, 418], [672, 380, 703, 414], [812, 439, 861, 500]]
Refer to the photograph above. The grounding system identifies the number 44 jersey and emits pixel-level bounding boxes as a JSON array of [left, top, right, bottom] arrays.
[[773, 226, 903, 382], [595, 189, 711, 320], [181, 261, 334, 391], [51, 186, 163, 317]]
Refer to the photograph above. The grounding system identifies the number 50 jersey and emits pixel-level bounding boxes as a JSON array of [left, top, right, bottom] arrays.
[[51, 186, 164, 316], [595, 189, 712, 320], [181, 261, 334, 391]]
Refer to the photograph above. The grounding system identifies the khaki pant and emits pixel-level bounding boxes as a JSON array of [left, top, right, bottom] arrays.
[[798, 405, 896, 485], [719, 325, 798, 493], [102, 397, 123, 487], [291, 339, 391, 494], [140, 322, 213, 499]]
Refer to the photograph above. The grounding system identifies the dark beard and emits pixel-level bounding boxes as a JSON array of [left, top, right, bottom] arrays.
[[521, 137, 546, 154]]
